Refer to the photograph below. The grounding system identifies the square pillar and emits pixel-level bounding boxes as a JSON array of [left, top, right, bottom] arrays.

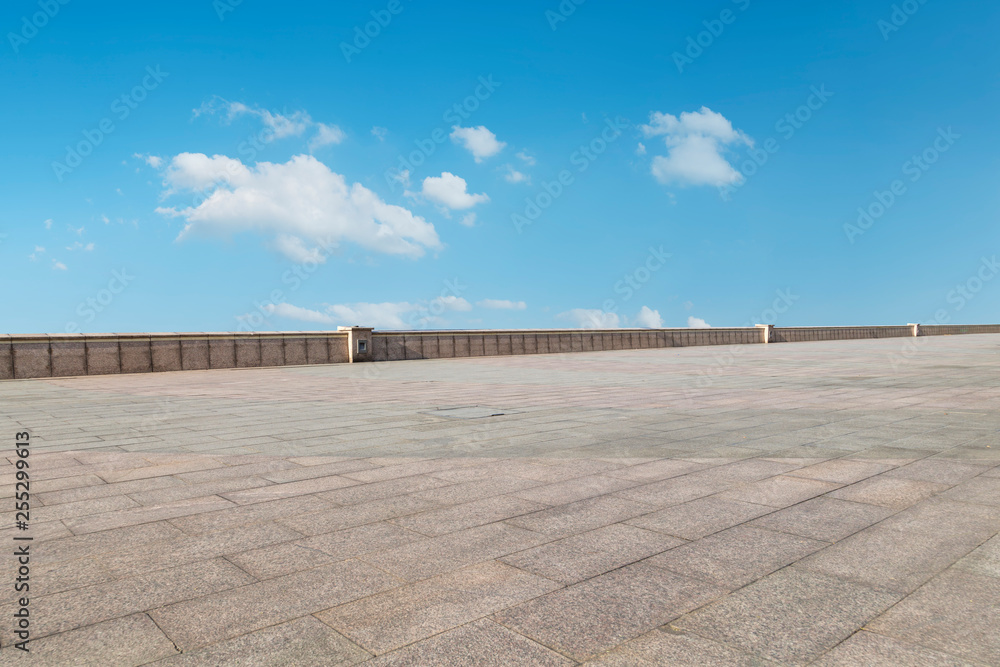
[[756, 324, 773, 343], [908, 323, 920, 337], [338, 326, 374, 362]]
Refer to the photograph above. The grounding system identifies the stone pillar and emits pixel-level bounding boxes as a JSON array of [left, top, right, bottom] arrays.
[[338, 326, 374, 362], [908, 323, 920, 337], [756, 324, 773, 343]]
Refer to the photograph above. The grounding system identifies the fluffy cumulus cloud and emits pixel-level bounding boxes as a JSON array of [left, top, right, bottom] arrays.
[[633, 306, 663, 328], [556, 309, 621, 329], [263, 296, 472, 330], [503, 164, 529, 184], [450, 125, 506, 162], [688, 316, 711, 328], [478, 299, 527, 310], [421, 172, 489, 210], [195, 97, 345, 150], [154, 153, 441, 260], [640, 107, 750, 187]]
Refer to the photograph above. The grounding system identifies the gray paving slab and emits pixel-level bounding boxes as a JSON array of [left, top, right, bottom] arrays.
[[2, 335, 999, 662]]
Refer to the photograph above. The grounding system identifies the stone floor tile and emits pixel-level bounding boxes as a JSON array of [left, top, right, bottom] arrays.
[[584, 626, 780, 666], [169, 494, 334, 535], [228, 541, 336, 580], [149, 559, 403, 651], [829, 475, 949, 509], [6, 613, 179, 666], [647, 525, 827, 589], [512, 474, 639, 505], [493, 562, 726, 661], [390, 495, 547, 536], [867, 569, 1000, 665], [317, 561, 560, 654], [148, 615, 370, 666], [280, 495, 440, 536], [716, 475, 840, 508], [366, 618, 573, 666], [796, 501, 995, 594], [952, 533, 1000, 579], [627, 496, 775, 540], [62, 495, 236, 535], [317, 474, 452, 505], [0, 558, 253, 642], [940, 475, 1000, 506], [882, 459, 989, 485], [501, 523, 684, 585], [675, 568, 900, 665], [810, 630, 979, 667], [787, 458, 894, 484], [359, 522, 550, 582], [605, 459, 707, 483], [505, 494, 655, 538], [299, 521, 425, 560], [220, 475, 358, 504], [748, 496, 894, 542]]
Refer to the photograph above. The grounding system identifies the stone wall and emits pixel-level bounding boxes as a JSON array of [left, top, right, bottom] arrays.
[[2, 324, 997, 380]]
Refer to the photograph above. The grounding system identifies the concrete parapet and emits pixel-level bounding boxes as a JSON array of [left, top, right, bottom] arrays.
[[3, 325, 999, 380]]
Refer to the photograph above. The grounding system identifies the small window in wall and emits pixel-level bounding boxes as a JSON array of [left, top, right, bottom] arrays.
[[357, 340, 368, 354]]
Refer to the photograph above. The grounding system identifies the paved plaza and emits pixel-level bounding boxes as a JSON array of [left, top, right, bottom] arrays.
[[1, 334, 999, 665]]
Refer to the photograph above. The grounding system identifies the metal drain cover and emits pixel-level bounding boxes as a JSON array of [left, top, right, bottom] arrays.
[[422, 406, 509, 419]]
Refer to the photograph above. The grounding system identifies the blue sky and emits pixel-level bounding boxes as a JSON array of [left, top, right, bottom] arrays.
[[2, 0, 998, 333]]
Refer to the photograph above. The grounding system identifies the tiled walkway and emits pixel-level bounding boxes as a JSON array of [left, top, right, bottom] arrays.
[[1, 335, 998, 665]]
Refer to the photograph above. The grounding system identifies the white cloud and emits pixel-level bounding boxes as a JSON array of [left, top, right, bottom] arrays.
[[421, 172, 489, 210], [478, 299, 526, 310], [154, 153, 441, 260], [263, 302, 335, 324], [635, 142, 646, 155], [134, 153, 163, 168], [556, 309, 621, 329], [502, 164, 529, 184], [309, 123, 347, 150], [66, 242, 95, 251], [450, 125, 506, 162], [688, 316, 711, 328], [43, 218, 52, 229], [633, 306, 663, 328], [196, 97, 345, 151], [460, 213, 477, 227], [371, 126, 388, 141], [640, 107, 750, 187], [432, 295, 472, 311], [52, 260, 67, 271], [28, 246, 45, 261], [271, 234, 328, 264], [516, 150, 536, 166]]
